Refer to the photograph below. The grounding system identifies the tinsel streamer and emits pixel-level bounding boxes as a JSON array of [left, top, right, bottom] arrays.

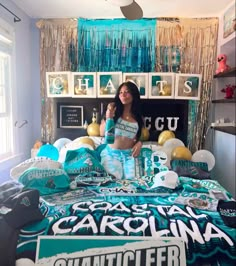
[[155, 18, 218, 152], [37, 19, 77, 143]]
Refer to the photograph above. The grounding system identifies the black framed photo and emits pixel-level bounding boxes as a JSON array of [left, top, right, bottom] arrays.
[[59, 105, 84, 128]]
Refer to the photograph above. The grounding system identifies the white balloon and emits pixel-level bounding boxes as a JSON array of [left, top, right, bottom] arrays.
[[163, 138, 185, 152], [192, 149, 215, 171], [53, 138, 71, 151]]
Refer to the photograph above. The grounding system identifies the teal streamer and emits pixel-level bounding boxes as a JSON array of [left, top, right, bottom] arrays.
[[77, 18, 156, 72]]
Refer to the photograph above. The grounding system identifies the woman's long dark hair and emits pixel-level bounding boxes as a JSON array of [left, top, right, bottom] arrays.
[[113, 81, 144, 140]]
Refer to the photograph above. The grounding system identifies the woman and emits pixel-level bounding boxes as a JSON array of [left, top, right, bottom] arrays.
[[100, 81, 144, 179]]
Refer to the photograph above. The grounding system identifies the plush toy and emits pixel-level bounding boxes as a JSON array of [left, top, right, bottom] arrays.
[[221, 84, 236, 99], [216, 54, 230, 74]]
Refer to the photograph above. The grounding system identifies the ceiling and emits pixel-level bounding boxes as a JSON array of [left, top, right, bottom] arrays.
[[11, 0, 232, 19]]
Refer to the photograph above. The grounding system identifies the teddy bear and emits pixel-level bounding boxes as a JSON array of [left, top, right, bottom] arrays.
[[221, 84, 236, 99], [216, 54, 230, 74]]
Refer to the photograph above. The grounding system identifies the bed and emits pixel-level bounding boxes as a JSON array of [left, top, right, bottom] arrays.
[[1, 137, 235, 266]]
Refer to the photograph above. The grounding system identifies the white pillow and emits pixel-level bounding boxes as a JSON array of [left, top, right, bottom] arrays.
[[10, 157, 63, 180]]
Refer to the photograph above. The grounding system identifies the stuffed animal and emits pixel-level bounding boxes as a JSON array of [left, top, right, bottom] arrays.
[[216, 54, 230, 74], [221, 84, 236, 99]]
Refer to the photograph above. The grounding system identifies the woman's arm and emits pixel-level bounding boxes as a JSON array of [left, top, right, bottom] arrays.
[[99, 102, 116, 137], [132, 140, 142, 157], [100, 119, 106, 136]]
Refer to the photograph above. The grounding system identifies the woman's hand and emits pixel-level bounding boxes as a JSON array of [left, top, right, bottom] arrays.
[[132, 141, 142, 157], [106, 102, 116, 119]]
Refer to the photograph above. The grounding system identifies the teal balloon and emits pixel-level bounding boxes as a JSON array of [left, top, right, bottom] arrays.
[[37, 144, 59, 161]]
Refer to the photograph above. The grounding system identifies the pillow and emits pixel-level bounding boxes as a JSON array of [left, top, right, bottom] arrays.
[[63, 147, 107, 176], [141, 148, 169, 176], [10, 157, 63, 180], [170, 159, 210, 180], [18, 168, 70, 195], [170, 159, 209, 171]]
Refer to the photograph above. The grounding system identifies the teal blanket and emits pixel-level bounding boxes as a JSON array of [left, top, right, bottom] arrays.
[[16, 177, 236, 266]]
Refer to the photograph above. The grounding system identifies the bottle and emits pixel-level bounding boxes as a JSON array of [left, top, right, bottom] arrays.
[[104, 118, 115, 144]]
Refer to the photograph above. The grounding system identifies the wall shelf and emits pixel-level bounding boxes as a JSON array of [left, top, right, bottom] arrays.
[[212, 98, 236, 103], [211, 126, 236, 135], [213, 67, 236, 78]]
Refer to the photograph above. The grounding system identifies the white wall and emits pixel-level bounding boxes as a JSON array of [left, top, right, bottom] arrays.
[[0, 0, 41, 181], [210, 0, 236, 198]]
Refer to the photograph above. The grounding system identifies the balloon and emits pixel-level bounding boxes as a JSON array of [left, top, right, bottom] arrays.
[[74, 137, 95, 149], [87, 122, 100, 136], [163, 138, 185, 151], [140, 127, 150, 141], [37, 144, 59, 161], [171, 146, 192, 161], [158, 130, 175, 145], [192, 150, 215, 171], [53, 138, 71, 151]]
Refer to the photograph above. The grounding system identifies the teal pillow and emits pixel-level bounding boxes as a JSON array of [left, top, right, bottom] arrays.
[[18, 168, 70, 195], [170, 159, 210, 180], [170, 159, 209, 171], [63, 147, 107, 175]]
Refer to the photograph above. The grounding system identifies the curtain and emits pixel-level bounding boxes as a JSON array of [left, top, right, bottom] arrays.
[[156, 18, 219, 152], [36, 19, 78, 143], [77, 18, 156, 72]]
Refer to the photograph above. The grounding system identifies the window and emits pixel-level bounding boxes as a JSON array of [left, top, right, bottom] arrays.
[[0, 19, 15, 161]]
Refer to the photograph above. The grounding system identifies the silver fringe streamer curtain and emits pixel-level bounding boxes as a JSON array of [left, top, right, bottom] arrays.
[[156, 18, 219, 152], [36, 19, 78, 143]]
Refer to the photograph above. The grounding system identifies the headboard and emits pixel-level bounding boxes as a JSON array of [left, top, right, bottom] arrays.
[[55, 98, 188, 145]]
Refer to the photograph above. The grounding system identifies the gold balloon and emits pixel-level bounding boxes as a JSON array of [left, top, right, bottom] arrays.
[[140, 127, 150, 141], [77, 137, 95, 149], [158, 130, 175, 145], [161, 84, 172, 96], [171, 146, 192, 160], [87, 122, 100, 137]]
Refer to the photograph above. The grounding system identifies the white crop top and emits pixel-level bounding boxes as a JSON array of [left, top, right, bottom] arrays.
[[115, 118, 138, 139]]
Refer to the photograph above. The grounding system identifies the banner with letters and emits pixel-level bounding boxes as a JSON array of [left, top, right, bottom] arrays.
[[36, 236, 186, 266]]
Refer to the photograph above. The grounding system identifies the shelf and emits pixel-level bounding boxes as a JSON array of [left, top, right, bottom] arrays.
[[212, 98, 236, 103], [211, 126, 236, 135], [213, 67, 236, 78]]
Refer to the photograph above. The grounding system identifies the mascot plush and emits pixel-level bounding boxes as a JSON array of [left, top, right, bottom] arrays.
[[216, 54, 230, 74], [221, 84, 236, 99]]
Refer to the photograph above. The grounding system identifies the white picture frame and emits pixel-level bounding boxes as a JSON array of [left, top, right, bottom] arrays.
[[46, 71, 71, 98], [175, 74, 202, 100], [97, 72, 122, 98], [123, 73, 148, 99], [148, 72, 175, 99], [71, 72, 96, 98]]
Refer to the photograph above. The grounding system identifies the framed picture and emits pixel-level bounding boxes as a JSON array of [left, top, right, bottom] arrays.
[[46, 71, 71, 97], [223, 3, 236, 39], [71, 72, 96, 98], [123, 73, 148, 99], [148, 72, 175, 99], [59, 105, 84, 128], [97, 72, 122, 98], [175, 74, 202, 100]]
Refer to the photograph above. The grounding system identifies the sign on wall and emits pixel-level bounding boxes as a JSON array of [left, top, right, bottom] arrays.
[[36, 236, 186, 266], [46, 71, 202, 101], [59, 104, 84, 128]]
